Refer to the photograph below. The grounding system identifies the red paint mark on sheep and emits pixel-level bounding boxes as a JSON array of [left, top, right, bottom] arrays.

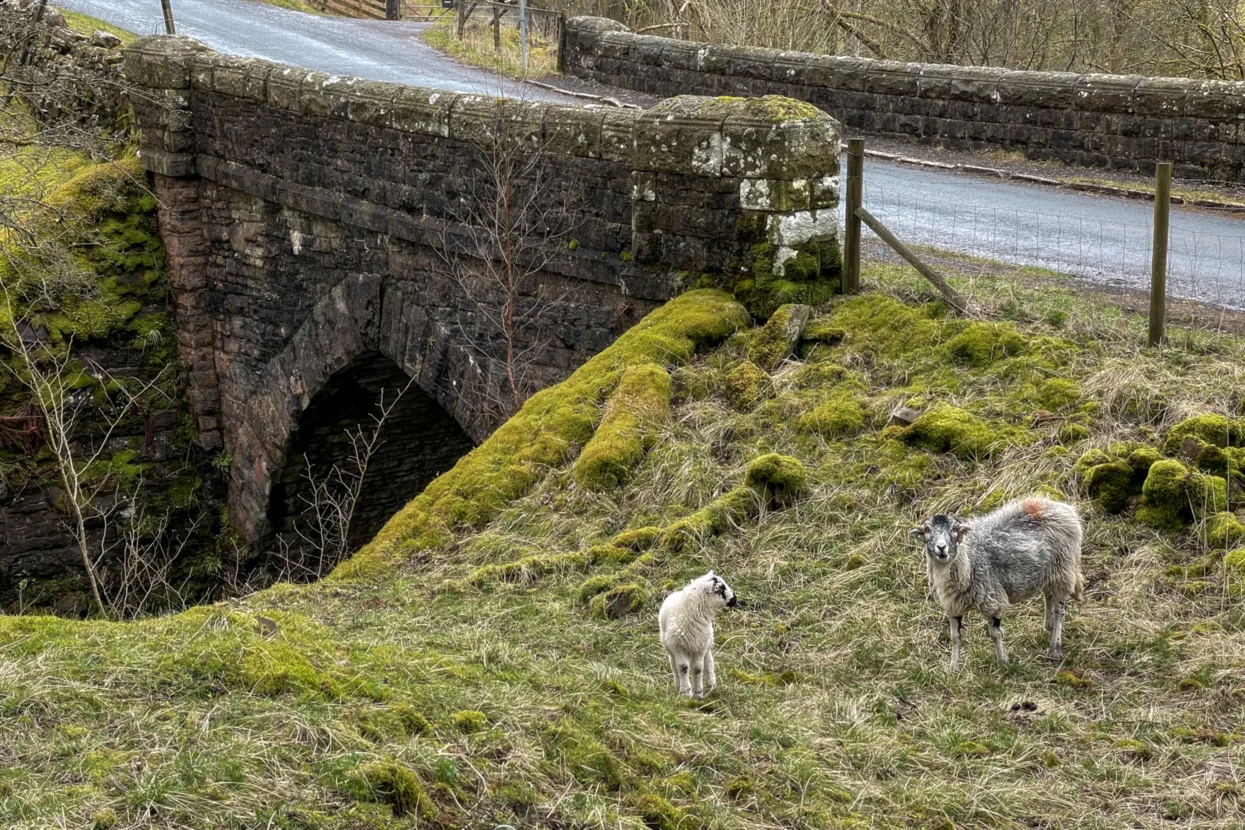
[[1020, 499, 1045, 520]]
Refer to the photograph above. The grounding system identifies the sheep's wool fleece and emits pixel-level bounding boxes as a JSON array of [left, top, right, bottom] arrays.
[[659, 576, 721, 654]]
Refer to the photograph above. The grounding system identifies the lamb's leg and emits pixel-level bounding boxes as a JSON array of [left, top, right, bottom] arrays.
[[704, 650, 716, 694], [1049, 599, 1066, 659], [690, 653, 705, 699], [675, 656, 692, 697], [669, 653, 682, 693], [949, 616, 963, 671], [989, 616, 1008, 665]]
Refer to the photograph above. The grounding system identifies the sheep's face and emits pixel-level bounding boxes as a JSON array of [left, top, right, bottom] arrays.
[[697, 571, 737, 609], [911, 514, 968, 564]]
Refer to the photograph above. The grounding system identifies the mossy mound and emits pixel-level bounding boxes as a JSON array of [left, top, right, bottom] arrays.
[[742, 453, 808, 506], [1206, 512, 1245, 548], [798, 389, 868, 438], [822, 294, 940, 359], [573, 363, 673, 491], [724, 360, 773, 410], [898, 405, 1012, 461], [1136, 459, 1227, 529], [942, 321, 1027, 367], [354, 761, 437, 819]]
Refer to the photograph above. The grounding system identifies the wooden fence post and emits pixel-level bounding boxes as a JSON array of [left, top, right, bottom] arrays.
[[855, 207, 968, 314], [1148, 162, 1172, 347], [492, 6, 501, 50], [842, 138, 864, 294], [160, 0, 176, 33], [556, 12, 566, 73]]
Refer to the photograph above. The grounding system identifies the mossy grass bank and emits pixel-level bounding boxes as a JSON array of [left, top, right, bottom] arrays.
[[6, 248, 1245, 827]]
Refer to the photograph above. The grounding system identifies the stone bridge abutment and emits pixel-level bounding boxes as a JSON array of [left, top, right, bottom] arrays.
[[125, 36, 841, 554]]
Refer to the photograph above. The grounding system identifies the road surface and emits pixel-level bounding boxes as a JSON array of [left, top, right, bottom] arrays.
[[58, 0, 576, 100], [60, 0, 1245, 308]]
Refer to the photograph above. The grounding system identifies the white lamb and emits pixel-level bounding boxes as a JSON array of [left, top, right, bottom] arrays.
[[658, 571, 738, 698]]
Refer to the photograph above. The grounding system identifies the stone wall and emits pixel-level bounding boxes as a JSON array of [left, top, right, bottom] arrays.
[[564, 16, 1245, 181], [0, 0, 127, 133], [123, 36, 842, 547]]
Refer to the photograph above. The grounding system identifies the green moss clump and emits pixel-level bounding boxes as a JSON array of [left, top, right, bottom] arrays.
[[614, 525, 662, 551], [467, 550, 590, 588], [1163, 414, 1244, 455], [335, 290, 748, 579], [1039, 379, 1082, 411], [574, 363, 672, 491], [633, 793, 694, 830], [798, 389, 867, 438], [943, 322, 1027, 367], [1058, 422, 1092, 444], [1207, 512, 1245, 548], [743, 453, 809, 506], [1136, 459, 1227, 529], [827, 294, 940, 359], [90, 808, 118, 830], [452, 710, 488, 732], [898, 405, 1008, 461], [724, 361, 773, 410], [589, 583, 648, 620], [659, 487, 760, 552], [356, 761, 436, 819], [715, 233, 840, 318]]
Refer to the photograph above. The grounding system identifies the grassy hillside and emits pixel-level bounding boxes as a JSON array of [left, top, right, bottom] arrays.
[[4, 261, 1245, 829]]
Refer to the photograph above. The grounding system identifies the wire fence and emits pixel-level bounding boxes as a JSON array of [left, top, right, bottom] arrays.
[[856, 166, 1245, 313]]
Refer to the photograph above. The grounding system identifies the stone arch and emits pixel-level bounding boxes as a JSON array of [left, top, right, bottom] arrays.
[[222, 273, 481, 551]]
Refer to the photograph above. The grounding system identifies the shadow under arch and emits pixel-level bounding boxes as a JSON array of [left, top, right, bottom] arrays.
[[262, 350, 474, 577]]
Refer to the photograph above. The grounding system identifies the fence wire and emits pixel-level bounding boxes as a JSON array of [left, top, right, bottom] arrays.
[[856, 170, 1245, 312]]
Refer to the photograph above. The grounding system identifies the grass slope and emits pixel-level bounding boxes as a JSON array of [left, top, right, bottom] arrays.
[[4, 265, 1245, 828]]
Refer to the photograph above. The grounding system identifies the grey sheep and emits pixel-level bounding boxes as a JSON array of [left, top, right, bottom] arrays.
[[910, 497, 1084, 670]]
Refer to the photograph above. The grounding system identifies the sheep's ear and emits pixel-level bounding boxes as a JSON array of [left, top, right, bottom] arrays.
[[909, 527, 924, 541], [954, 524, 970, 541]]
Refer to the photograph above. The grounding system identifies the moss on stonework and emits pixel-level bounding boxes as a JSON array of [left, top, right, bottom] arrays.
[[1136, 459, 1227, 529], [710, 233, 840, 319], [942, 321, 1028, 367], [589, 583, 648, 620], [724, 360, 773, 410], [1075, 444, 1159, 513], [746, 303, 810, 369], [573, 363, 672, 491]]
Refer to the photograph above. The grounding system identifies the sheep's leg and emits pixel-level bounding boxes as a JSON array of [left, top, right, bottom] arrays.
[[948, 616, 963, 671], [989, 616, 1008, 665], [690, 653, 705, 699], [1044, 594, 1056, 634], [674, 656, 692, 697], [1049, 600, 1066, 659], [704, 650, 716, 694], [669, 653, 683, 694]]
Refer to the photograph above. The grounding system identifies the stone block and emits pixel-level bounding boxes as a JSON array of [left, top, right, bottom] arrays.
[[545, 106, 608, 158], [392, 87, 457, 136], [346, 80, 400, 128], [802, 54, 869, 92], [864, 61, 920, 97], [123, 34, 209, 89], [634, 97, 726, 175], [1073, 74, 1141, 112], [266, 65, 309, 113]]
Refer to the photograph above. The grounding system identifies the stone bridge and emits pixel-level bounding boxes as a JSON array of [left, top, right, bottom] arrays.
[[125, 37, 841, 553]]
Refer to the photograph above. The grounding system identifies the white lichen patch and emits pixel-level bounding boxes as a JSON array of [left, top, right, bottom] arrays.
[[290, 230, 304, 256], [768, 210, 838, 247], [739, 179, 771, 210], [691, 133, 724, 176]]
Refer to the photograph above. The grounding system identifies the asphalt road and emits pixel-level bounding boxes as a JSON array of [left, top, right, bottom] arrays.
[[60, 0, 1245, 308], [57, 0, 576, 100]]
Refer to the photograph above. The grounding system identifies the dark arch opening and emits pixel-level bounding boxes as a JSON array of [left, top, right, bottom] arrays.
[[262, 351, 474, 579]]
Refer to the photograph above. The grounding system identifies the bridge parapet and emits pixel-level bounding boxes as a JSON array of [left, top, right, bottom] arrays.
[[123, 36, 841, 546]]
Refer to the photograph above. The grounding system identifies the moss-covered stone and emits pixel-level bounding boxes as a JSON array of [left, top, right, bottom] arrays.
[[632, 793, 693, 830], [747, 303, 811, 370], [573, 363, 672, 490], [724, 360, 773, 410], [1163, 414, 1244, 456], [743, 453, 808, 505], [942, 321, 1027, 367], [898, 405, 1009, 461], [452, 710, 488, 732], [1136, 459, 1227, 529], [1082, 459, 1135, 513]]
